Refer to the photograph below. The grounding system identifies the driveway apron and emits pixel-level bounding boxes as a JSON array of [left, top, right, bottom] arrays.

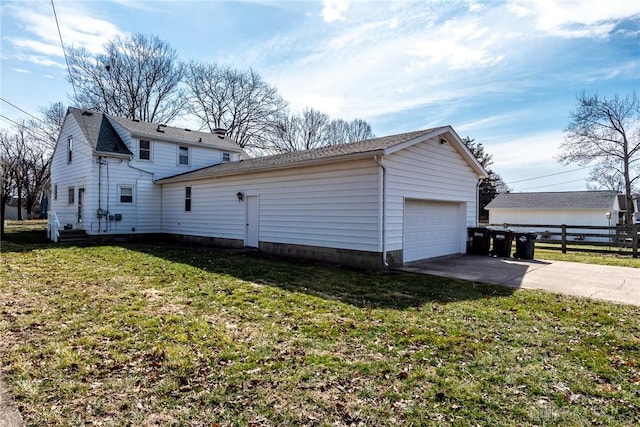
[[399, 255, 640, 306]]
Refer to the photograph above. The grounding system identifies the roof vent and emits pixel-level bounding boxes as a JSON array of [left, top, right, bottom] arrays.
[[156, 124, 166, 133], [184, 128, 191, 132], [198, 137, 202, 143], [81, 111, 93, 116], [132, 119, 140, 122], [212, 128, 226, 137]]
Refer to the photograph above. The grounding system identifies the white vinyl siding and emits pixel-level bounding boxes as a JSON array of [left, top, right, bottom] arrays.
[[161, 160, 381, 252], [49, 115, 91, 227], [384, 136, 479, 257], [489, 208, 616, 227]]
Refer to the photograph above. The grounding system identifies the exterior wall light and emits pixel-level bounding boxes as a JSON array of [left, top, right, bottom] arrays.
[[236, 192, 244, 202]]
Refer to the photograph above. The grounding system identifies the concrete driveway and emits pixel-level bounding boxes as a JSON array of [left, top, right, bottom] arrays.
[[398, 255, 640, 306]]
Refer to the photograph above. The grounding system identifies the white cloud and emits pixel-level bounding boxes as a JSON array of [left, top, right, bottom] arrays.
[[508, 0, 640, 38], [321, 0, 349, 23], [11, 68, 31, 74], [4, 2, 124, 69]]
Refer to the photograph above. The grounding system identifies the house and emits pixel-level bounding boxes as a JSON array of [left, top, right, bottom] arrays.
[[49, 108, 487, 269], [49, 108, 243, 237], [485, 191, 622, 241]]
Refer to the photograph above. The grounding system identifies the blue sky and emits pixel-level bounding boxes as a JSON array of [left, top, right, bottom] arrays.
[[1, 0, 639, 192]]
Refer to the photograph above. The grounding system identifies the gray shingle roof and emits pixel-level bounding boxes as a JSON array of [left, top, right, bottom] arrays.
[[69, 108, 132, 155], [485, 191, 619, 210], [107, 113, 242, 153], [69, 107, 243, 155], [156, 127, 449, 183]]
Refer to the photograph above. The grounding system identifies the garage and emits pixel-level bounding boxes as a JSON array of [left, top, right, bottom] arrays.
[[403, 199, 464, 262]]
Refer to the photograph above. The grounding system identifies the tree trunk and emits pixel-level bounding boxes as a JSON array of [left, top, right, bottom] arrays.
[[17, 185, 22, 221]]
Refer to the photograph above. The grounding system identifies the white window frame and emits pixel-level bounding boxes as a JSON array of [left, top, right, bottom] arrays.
[[118, 185, 134, 204], [222, 152, 231, 162], [139, 139, 151, 161], [178, 146, 190, 166]]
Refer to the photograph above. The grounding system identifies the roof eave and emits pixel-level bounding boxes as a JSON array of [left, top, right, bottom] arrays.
[[93, 150, 133, 159], [156, 150, 383, 184]]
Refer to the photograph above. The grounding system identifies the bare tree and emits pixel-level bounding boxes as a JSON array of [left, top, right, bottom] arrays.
[[267, 110, 375, 154], [268, 108, 330, 153], [585, 159, 628, 193], [325, 118, 374, 145], [185, 62, 288, 151], [36, 102, 67, 150], [558, 91, 640, 224], [68, 33, 186, 123]]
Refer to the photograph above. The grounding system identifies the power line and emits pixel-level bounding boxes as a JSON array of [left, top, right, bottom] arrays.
[[0, 115, 51, 141], [520, 178, 587, 191], [0, 98, 45, 124], [507, 166, 592, 184], [50, 0, 77, 99]]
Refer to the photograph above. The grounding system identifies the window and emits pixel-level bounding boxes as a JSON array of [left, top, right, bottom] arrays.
[[67, 136, 73, 163], [68, 187, 74, 205], [185, 187, 191, 212], [179, 146, 189, 165], [222, 152, 231, 162], [54, 184, 58, 200], [139, 140, 150, 161], [119, 186, 133, 204]]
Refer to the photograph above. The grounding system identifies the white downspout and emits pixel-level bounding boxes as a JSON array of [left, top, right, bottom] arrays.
[[374, 155, 387, 267]]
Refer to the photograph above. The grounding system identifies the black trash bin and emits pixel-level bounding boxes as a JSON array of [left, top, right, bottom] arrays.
[[514, 232, 537, 259], [491, 229, 513, 257], [467, 227, 490, 256]]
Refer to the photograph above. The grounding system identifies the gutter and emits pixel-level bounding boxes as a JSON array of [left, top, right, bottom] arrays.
[[374, 155, 387, 267]]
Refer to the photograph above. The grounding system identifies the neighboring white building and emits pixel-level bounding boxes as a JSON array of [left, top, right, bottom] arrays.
[[50, 108, 487, 269], [485, 191, 622, 241]]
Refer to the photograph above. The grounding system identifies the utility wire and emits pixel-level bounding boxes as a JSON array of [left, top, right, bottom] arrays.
[[0, 98, 45, 124], [520, 178, 587, 191], [50, 0, 77, 99], [0, 115, 52, 141], [506, 166, 592, 184]]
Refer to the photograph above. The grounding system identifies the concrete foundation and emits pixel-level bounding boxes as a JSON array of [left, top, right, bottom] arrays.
[[259, 241, 384, 270]]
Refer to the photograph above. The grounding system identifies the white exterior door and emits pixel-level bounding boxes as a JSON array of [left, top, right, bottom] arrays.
[[245, 195, 259, 247], [403, 199, 463, 262]]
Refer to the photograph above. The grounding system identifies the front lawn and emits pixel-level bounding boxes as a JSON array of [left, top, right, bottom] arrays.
[[1, 235, 639, 425]]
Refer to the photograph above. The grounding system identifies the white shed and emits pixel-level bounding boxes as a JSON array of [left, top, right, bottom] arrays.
[[157, 127, 487, 269]]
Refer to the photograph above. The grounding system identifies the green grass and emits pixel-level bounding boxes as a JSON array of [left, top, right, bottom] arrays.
[[1, 224, 639, 426], [535, 246, 640, 268]]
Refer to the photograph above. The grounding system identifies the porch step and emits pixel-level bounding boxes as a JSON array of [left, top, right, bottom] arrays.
[[58, 229, 90, 243]]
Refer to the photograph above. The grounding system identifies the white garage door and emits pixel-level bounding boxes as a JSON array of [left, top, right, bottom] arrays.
[[403, 199, 463, 262]]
